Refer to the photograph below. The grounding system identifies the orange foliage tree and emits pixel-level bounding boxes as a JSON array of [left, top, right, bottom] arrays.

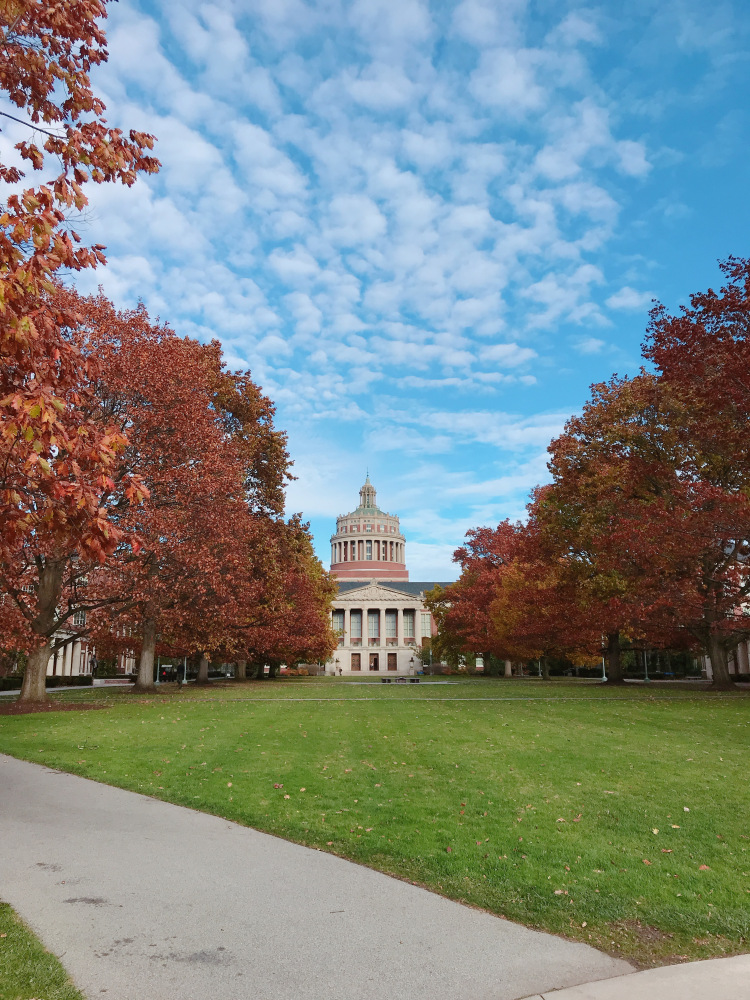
[[0, 2, 158, 699]]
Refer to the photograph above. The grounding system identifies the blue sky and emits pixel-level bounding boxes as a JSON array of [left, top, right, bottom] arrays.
[[67, 0, 749, 579]]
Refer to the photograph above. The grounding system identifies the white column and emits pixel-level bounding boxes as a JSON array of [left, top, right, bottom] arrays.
[[398, 607, 404, 645]]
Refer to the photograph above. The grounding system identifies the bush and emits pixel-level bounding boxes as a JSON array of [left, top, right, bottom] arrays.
[[0, 674, 94, 691], [46, 675, 93, 688], [94, 660, 118, 678]]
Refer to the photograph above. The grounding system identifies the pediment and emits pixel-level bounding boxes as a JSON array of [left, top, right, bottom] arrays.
[[335, 582, 420, 604]]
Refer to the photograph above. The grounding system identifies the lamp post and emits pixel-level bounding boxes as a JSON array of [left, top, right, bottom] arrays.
[[601, 654, 607, 683], [644, 649, 650, 683]]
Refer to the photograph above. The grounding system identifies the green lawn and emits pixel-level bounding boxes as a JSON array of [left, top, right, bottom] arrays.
[[1, 678, 748, 967], [0, 903, 86, 1000]]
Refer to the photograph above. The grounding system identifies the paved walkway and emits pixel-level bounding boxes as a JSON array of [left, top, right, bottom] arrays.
[[0, 755, 745, 999], [521, 953, 750, 999], [0, 755, 631, 1000]]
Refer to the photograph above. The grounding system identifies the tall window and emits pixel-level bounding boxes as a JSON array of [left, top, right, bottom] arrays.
[[332, 610, 344, 632], [350, 610, 362, 638], [385, 611, 397, 638], [421, 612, 432, 637], [403, 610, 415, 638], [366, 540, 372, 560], [368, 610, 380, 641], [73, 609, 86, 627]]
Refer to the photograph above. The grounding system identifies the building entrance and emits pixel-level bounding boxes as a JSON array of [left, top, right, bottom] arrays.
[[369, 653, 379, 671]]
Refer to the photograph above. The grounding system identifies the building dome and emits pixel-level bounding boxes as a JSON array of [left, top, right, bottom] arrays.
[[330, 477, 408, 581]]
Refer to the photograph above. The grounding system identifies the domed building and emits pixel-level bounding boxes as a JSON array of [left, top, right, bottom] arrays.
[[329, 475, 408, 581], [326, 477, 450, 676]]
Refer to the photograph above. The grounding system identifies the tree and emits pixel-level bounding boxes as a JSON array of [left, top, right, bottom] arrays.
[[540, 369, 750, 687], [641, 257, 750, 684], [61, 292, 264, 692], [0, 3, 158, 700], [426, 522, 524, 667]]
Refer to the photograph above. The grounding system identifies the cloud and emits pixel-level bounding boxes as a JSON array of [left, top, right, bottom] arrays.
[[470, 48, 546, 112], [605, 286, 655, 310], [575, 336, 606, 354], [69, 0, 721, 579]]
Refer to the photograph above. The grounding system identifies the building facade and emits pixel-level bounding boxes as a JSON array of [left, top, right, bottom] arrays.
[[327, 478, 449, 676]]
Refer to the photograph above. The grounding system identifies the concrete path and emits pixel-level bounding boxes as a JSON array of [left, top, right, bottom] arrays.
[[521, 953, 750, 999], [0, 754, 632, 1000]]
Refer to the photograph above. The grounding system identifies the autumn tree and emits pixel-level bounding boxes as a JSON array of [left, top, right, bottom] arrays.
[[225, 516, 337, 679], [641, 257, 750, 684], [0, 3, 158, 699], [539, 367, 750, 687], [55, 291, 270, 692], [427, 521, 529, 669]]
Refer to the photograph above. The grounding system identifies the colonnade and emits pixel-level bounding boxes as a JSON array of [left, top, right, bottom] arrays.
[[331, 539, 404, 564], [47, 639, 92, 677], [333, 606, 418, 645]]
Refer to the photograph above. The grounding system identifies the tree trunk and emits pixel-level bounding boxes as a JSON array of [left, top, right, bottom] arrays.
[[134, 619, 157, 691], [236, 659, 247, 681], [540, 655, 550, 681], [604, 632, 625, 684], [18, 643, 51, 704], [196, 654, 210, 685], [267, 662, 279, 679], [707, 634, 735, 689], [504, 659, 512, 678]]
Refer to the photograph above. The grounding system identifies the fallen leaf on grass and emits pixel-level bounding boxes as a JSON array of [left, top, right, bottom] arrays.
[[446, 846, 452, 853], [643, 859, 652, 865], [661, 849, 673, 854], [273, 783, 283, 789], [284, 794, 291, 799], [653, 828, 659, 835], [699, 865, 711, 871]]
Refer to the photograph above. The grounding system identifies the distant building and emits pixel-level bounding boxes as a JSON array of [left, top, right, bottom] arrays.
[[330, 475, 408, 581], [327, 477, 449, 676]]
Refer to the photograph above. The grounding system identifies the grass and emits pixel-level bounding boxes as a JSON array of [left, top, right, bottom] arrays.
[[0, 903, 86, 1000], [1, 677, 749, 967]]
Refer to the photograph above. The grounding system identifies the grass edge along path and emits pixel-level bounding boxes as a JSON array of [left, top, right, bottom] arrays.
[[1, 680, 749, 969], [0, 902, 86, 1000]]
